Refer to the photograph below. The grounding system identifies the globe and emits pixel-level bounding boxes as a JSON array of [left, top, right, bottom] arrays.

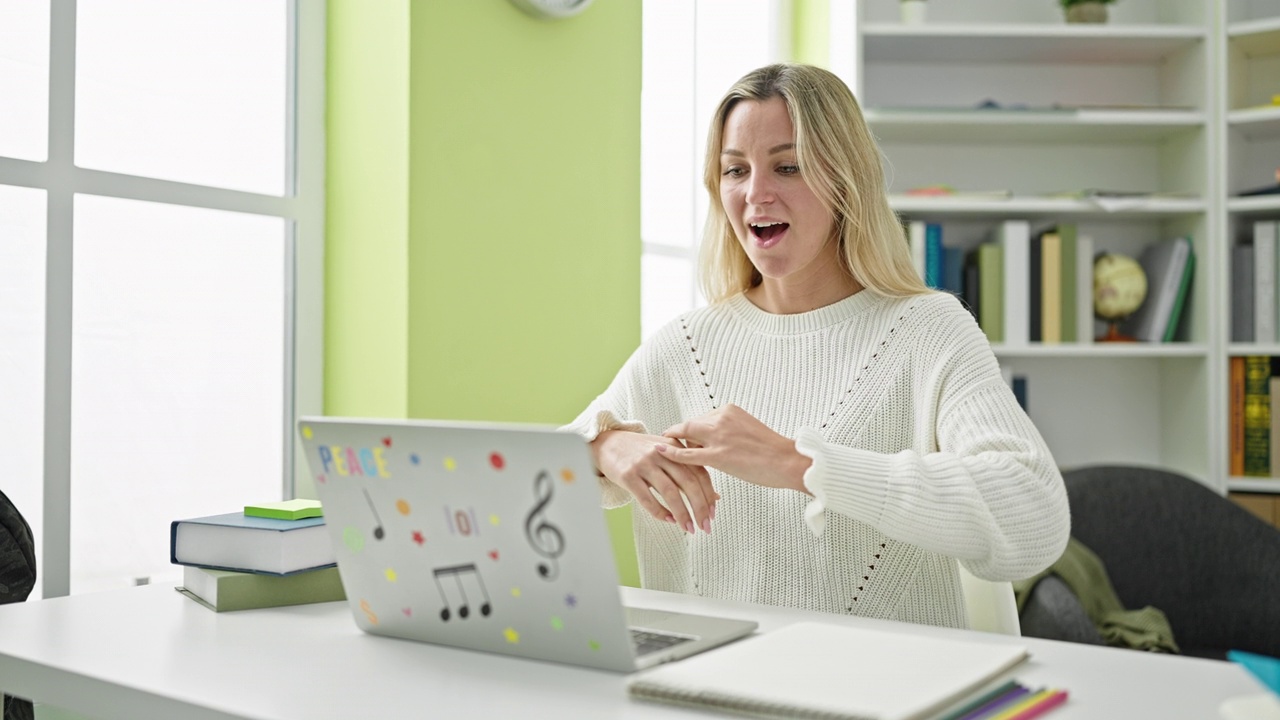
[[1094, 253, 1147, 320]]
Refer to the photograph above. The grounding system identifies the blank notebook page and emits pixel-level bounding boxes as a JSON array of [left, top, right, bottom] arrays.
[[628, 621, 1029, 720]]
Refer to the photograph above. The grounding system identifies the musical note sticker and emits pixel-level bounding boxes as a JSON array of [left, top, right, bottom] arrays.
[[524, 471, 566, 580], [432, 563, 493, 622], [363, 488, 385, 540]]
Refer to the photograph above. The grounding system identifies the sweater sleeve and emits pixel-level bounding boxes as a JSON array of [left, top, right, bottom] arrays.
[[796, 303, 1070, 582], [560, 338, 669, 509]]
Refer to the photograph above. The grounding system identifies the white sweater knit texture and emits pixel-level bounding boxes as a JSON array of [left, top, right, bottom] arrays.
[[565, 290, 1070, 630]]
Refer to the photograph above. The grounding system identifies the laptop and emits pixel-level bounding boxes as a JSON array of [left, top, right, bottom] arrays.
[[297, 416, 757, 672]]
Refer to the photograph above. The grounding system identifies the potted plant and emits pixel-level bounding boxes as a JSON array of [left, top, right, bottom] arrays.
[[1060, 0, 1115, 24], [900, 0, 926, 25]]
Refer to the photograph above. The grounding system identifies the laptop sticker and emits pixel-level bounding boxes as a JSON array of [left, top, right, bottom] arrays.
[[525, 470, 566, 580], [432, 563, 493, 621]]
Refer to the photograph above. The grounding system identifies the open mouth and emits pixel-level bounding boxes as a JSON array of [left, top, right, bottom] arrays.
[[750, 222, 789, 241]]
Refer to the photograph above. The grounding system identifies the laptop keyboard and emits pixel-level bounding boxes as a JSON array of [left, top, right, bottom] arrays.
[[629, 628, 694, 656]]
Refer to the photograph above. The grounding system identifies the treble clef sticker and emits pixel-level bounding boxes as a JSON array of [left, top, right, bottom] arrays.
[[523, 470, 565, 580]]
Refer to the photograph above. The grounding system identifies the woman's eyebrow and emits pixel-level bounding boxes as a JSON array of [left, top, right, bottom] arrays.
[[721, 143, 796, 157]]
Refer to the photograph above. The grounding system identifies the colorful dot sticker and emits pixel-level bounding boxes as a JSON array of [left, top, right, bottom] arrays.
[[488, 549, 500, 561], [409, 453, 420, 465], [550, 616, 564, 630], [504, 628, 520, 644], [588, 640, 600, 651], [316, 474, 327, 485], [565, 593, 577, 608], [384, 568, 398, 583], [510, 587, 522, 598], [402, 607, 412, 617], [412, 530, 425, 546], [343, 527, 364, 552], [489, 452, 505, 470], [381, 437, 392, 448], [301, 426, 313, 439], [360, 599, 378, 625], [560, 468, 575, 483], [489, 514, 500, 526], [395, 499, 411, 515], [444, 457, 457, 471]]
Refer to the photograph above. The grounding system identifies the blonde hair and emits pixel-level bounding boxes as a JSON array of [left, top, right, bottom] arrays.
[[699, 63, 928, 302]]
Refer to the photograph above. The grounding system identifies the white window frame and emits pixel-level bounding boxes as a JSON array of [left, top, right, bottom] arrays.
[[0, 0, 325, 598]]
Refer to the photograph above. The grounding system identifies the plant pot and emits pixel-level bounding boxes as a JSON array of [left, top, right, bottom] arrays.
[[1065, 2, 1109, 23], [900, 0, 927, 25]]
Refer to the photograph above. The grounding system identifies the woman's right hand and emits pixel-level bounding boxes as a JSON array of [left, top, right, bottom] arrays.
[[589, 430, 719, 534]]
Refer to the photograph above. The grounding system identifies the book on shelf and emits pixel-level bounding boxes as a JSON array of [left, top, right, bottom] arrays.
[[1029, 231, 1043, 343], [1255, 221, 1277, 344], [1270, 376, 1280, 479], [977, 243, 1004, 343], [1041, 231, 1062, 344], [170, 511, 335, 576], [1163, 247, 1195, 343], [1244, 356, 1272, 478], [942, 246, 965, 298], [1231, 356, 1245, 478], [962, 249, 981, 323], [626, 621, 1030, 720], [1234, 244, 1256, 343], [1058, 224, 1078, 344], [1077, 235, 1094, 344], [995, 220, 1030, 346], [925, 222, 943, 289], [907, 221, 926, 283], [1121, 237, 1194, 343], [176, 565, 345, 612]]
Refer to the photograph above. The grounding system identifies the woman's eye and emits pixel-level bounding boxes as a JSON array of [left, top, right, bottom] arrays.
[[778, 164, 799, 175], [722, 167, 744, 177]]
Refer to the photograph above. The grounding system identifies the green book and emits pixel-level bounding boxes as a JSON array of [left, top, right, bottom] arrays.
[[1162, 246, 1195, 342], [244, 498, 324, 521], [978, 243, 1004, 343], [1058, 223, 1077, 343], [1243, 355, 1271, 477], [177, 565, 345, 612]]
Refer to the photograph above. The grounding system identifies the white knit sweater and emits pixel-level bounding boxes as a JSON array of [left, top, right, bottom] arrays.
[[565, 290, 1070, 629]]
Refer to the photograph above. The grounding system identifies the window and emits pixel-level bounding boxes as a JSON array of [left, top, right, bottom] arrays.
[[640, 0, 790, 338], [0, 0, 323, 598]]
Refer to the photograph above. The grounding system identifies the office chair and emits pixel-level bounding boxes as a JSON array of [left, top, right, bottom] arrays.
[[0, 489, 36, 720], [1020, 465, 1280, 659]]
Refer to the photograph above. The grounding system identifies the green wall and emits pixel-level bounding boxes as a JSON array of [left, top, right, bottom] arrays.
[[792, 0, 830, 67], [326, 0, 641, 586]]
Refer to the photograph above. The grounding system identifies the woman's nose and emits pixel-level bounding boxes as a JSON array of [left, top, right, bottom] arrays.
[[745, 171, 775, 205]]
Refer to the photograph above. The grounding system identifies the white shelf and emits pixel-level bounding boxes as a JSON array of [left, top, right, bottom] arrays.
[[994, 344, 1209, 359], [891, 195, 1205, 218], [1228, 343, 1280, 355], [862, 24, 1206, 63], [1227, 196, 1280, 215], [1227, 105, 1280, 140], [1227, 478, 1280, 494], [866, 109, 1205, 143], [1227, 16, 1280, 55]]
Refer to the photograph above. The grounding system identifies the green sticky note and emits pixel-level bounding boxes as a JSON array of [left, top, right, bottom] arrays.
[[244, 499, 323, 521]]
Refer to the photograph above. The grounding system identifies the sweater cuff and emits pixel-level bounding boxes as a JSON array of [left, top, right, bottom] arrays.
[[795, 427, 895, 536], [559, 409, 648, 442]]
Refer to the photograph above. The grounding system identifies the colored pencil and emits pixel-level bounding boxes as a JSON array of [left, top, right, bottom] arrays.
[[938, 680, 1022, 720], [990, 689, 1068, 720]]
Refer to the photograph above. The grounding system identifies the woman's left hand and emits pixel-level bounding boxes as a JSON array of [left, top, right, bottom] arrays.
[[661, 404, 812, 495]]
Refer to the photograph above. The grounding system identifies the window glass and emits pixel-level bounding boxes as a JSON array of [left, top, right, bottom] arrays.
[[70, 194, 286, 593], [0, 0, 51, 161], [0, 185, 47, 599], [75, 0, 288, 195], [642, 253, 695, 340]]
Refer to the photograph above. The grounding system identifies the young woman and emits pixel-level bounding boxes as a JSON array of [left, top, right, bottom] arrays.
[[564, 63, 1069, 629]]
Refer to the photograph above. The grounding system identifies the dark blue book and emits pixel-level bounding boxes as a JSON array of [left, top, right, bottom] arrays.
[[1012, 376, 1028, 413], [925, 223, 944, 288], [942, 246, 965, 296], [171, 512, 335, 576], [1029, 233, 1043, 342]]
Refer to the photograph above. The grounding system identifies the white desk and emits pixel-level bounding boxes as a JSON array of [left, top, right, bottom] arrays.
[[0, 584, 1265, 720]]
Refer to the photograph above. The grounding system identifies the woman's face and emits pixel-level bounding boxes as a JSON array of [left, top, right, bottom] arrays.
[[718, 96, 840, 293]]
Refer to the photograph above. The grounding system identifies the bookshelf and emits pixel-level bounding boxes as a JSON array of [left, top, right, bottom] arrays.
[[831, 0, 1223, 489], [1221, 0, 1280, 495]]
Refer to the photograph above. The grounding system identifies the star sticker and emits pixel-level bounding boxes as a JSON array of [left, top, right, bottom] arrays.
[[381, 437, 392, 448], [565, 593, 577, 608], [411, 531, 425, 546]]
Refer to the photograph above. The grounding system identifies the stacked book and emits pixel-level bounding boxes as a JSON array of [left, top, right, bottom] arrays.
[[170, 499, 344, 611]]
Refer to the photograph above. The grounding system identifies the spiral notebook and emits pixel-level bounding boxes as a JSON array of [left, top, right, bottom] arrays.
[[628, 621, 1029, 720]]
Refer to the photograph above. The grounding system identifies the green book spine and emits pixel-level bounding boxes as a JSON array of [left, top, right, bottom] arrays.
[[178, 566, 346, 612], [978, 243, 1004, 343], [1162, 245, 1195, 342], [1058, 224, 1077, 343], [1244, 355, 1272, 477]]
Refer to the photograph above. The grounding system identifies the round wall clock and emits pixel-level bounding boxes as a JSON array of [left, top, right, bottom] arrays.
[[508, 0, 594, 20]]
